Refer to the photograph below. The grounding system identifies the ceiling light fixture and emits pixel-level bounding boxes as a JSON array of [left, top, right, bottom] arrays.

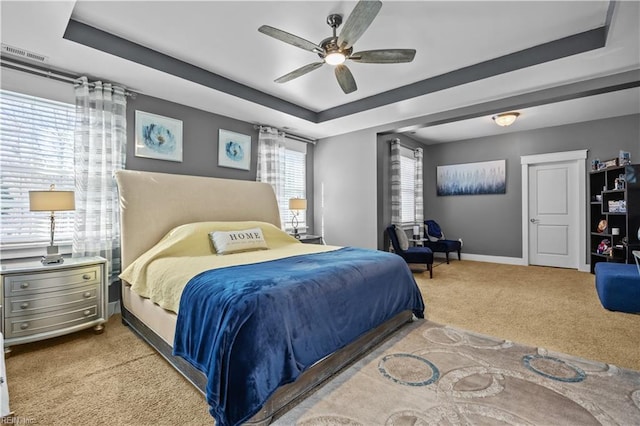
[[325, 51, 346, 66], [492, 112, 520, 127]]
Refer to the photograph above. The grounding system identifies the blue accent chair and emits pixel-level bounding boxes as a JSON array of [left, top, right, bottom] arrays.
[[423, 220, 462, 264], [386, 224, 433, 278], [594, 262, 640, 313]]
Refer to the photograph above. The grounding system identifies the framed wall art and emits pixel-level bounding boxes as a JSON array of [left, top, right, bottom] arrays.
[[135, 111, 183, 162], [218, 129, 251, 171], [437, 159, 506, 196]]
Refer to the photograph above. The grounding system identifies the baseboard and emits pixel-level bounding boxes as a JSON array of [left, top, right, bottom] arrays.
[[442, 252, 526, 266], [444, 252, 591, 271], [108, 301, 121, 317]]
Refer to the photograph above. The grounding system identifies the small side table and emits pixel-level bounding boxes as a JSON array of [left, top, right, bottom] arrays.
[[408, 238, 428, 247], [296, 234, 324, 245], [0, 256, 108, 356]]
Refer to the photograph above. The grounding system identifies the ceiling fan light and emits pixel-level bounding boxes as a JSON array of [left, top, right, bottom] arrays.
[[325, 51, 346, 65], [492, 112, 520, 127]]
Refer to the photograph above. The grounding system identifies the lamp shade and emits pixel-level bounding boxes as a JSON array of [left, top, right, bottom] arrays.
[[29, 190, 75, 211], [289, 198, 307, 210]]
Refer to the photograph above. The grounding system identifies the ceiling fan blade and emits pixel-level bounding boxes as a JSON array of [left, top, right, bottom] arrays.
[[337, 0, 382, 50], [350, 49, 416, 63], [258, 25, 323, 54], [275, 61, 325, 83], [335, 64, 357, 94]]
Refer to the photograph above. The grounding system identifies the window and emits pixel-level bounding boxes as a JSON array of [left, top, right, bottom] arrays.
[[400, 146, 416, 224], [281, 138, 307, 232], [0, 90, 76, 251]]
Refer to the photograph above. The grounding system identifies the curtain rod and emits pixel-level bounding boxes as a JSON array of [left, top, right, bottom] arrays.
[[255, 124, 316, 145], [0, 56, 136, 98]]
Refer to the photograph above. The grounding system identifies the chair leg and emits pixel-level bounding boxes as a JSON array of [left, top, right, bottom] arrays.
[[445, 252, 450, 264], [429, 263, 433, 279], [457, 249, 461, 260]]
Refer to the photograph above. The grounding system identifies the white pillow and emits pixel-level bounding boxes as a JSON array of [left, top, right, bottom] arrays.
[[395, 226, 409, 251], [209, 227, 268, 255]]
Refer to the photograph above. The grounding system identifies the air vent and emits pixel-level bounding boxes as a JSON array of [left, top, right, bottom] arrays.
[[1, 44, 48, 63]]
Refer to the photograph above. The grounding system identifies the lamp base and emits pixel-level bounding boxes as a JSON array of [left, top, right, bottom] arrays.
[[41, 253, 64, 264], [42, 245, 64, 264]]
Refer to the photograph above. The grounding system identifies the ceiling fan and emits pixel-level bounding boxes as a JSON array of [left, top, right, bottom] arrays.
[[258, 0, 416, 94]]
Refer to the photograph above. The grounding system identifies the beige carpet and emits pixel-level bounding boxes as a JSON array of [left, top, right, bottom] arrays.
[[5, 260, 640, 425], [415, 260, 640, 370]]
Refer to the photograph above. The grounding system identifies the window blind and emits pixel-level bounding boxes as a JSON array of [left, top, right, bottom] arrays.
[[400, 147, 416, 224], [0, 90, 76, 247], [281, 138, 307, 231]]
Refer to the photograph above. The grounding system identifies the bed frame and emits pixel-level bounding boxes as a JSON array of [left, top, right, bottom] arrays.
[[115, 170, 413, 424]]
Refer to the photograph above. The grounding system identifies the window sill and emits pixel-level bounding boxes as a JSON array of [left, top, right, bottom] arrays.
[[0, 242, 72, 261]]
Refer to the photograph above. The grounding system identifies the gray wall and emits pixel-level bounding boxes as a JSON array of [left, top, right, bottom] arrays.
[[416, 114, 640, 258], [126, 93, 314, 232]]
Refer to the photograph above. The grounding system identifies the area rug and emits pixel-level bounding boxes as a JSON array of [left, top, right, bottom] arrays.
[[274, 320, 640, 425]]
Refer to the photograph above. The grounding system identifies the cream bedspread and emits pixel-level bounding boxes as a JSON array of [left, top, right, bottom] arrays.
[[119, 221, 338, 313]]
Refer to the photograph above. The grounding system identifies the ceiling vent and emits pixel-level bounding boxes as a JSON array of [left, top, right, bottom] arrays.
[[1, 44, 48, 63]]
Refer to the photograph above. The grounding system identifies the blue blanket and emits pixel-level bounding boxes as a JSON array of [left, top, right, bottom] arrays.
[[173, 247, 425, 426]]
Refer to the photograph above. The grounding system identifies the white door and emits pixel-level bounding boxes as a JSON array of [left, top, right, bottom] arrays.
[[528, 161, 578, 268]]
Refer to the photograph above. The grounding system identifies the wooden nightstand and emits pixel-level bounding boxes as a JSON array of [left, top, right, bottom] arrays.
[[297, 234, 324, 245], [0, 256, 107, 356]]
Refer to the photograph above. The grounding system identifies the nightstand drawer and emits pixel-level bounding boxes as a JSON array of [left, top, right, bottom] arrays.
[[4, 265, 100, 296], [5, 284, 99, 317], [5, 305, 99, 339]]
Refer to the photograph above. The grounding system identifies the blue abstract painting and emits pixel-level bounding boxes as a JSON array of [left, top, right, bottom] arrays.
[[437, 159, 506, 196], [142, 123, 177, 154], [218, 129, 251, 170], [135, 111, 183, 162]]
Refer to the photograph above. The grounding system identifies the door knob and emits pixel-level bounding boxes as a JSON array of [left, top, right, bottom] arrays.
[[530, 218, 539, 223]]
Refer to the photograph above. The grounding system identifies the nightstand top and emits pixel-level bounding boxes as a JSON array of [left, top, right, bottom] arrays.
[[295, 234, 324, 244], [296, 234, 321, 240], [0, 256, 106, 274]]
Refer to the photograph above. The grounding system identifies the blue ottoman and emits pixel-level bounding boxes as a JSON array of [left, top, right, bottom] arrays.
[[594, 262, 640, 313]]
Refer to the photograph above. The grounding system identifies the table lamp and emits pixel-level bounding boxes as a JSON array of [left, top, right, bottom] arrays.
[[288, 198, 307, 239], [29, 184, 75, 264]]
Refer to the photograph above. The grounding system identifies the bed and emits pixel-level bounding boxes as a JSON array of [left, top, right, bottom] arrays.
[[114, 170, 424, 426]]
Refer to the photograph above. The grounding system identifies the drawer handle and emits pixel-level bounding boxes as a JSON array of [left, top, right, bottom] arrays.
[[20, 282, 29, 289], [20, 322, 29, 330], [20, 302, 29, 309], [82, 274, 92, 280], [83, 310, 92, 316], [83, 292, 92, 298]]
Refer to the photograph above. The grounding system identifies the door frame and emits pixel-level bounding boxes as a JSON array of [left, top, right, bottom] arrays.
[[521, 149, 588, 271]]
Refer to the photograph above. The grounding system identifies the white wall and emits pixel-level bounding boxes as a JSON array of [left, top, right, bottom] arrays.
[[1, 67, 74, 104], [314, 129, 378, 249]]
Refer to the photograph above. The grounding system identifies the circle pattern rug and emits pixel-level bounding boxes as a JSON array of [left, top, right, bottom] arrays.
[[274, 320, 640, 426]]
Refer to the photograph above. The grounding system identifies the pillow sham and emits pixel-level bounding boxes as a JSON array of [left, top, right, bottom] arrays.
[[209, 227, 269, 255]]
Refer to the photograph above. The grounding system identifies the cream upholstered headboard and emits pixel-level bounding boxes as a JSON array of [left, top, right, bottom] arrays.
[[114, 170, 281, 269]]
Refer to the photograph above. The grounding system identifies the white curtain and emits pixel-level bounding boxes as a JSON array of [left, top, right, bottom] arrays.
[[256, 127, 286, 224], [390, 139, 402, 225], [72, 77, 127, 283], [414, 147, 424, 234]]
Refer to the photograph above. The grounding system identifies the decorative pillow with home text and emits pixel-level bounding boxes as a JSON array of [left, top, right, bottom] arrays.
[[209, 227, 268, 254]]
